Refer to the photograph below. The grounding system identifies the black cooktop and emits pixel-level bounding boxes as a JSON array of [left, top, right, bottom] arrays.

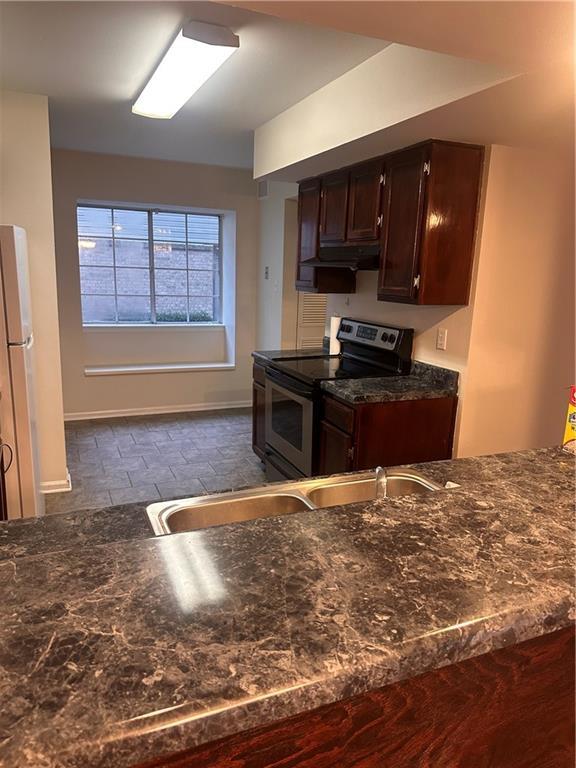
[[271, 355, 396, 385]]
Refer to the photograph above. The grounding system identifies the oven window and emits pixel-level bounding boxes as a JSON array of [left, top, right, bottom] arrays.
[[271, 388, 303, 451]]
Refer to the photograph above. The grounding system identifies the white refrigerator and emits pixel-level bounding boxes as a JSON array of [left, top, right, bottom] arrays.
[[0, 225, 44, 518]]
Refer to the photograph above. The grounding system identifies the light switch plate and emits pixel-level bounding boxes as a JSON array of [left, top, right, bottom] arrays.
[[436, 327, 448, 350]]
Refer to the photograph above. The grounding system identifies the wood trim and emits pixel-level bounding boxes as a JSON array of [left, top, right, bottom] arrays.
[[137, 627, 575, 768]]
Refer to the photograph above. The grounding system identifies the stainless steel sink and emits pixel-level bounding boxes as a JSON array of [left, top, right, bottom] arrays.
[[305, 472, 441, 508], [147, 469, 445, 536], [148, 490, 314, 535]]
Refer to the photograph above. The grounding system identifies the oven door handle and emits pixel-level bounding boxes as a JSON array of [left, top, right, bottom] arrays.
[[266, 368, 315, 399]]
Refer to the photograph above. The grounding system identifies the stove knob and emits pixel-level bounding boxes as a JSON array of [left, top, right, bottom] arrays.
[[381, 332, 389, 342], [388, 334, 396, 345]]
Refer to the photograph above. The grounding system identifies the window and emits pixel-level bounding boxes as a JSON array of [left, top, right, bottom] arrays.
[[77, 205, 221, 325]]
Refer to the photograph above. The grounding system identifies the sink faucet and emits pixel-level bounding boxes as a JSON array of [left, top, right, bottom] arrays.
[[375, 466, 387, 499]]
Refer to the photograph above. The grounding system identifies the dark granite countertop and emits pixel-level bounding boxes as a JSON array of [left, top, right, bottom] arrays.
[[0, 503, 153, 562], [0, 447, 574, 767], [323, 360, 459, 404]]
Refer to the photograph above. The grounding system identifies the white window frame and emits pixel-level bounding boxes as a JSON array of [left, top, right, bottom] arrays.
[[76, 202, 223, 327]]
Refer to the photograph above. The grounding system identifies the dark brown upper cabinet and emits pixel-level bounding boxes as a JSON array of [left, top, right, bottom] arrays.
[[378, 141, 484, 305], [296, 178, 355, 294], [346, 159, 384, 242], [319, 171, 349, 244], [378, 146, 428, 301], [296, 140, 483, 301]]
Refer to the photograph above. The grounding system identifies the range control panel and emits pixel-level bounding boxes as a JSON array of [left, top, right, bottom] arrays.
[[337, 318, 408, 351]]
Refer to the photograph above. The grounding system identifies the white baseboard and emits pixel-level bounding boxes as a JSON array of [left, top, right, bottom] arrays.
[[41, 470, 72, 494], [64, 400, 253, 422]]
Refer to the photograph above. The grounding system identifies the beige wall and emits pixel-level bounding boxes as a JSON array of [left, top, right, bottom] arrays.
[[458, 144, 575, 456], [257, 181, 298, 349], [0, 91, 67, 490], [51, 149, 259, 418], [327, 276, 475, 377]]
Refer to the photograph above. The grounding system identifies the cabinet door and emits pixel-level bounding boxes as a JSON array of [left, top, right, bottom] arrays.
[[296, 178, 356, 294], [319, 171, 349, 244], [296, 179, 321, 291], [378, 147, 428, 302], [252, 382, 266, 461], [347, 159, 384, 241], [318, 420, 354, 475]]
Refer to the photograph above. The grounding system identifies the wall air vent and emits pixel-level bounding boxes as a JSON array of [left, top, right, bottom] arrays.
[[299, 294, 327, 326]]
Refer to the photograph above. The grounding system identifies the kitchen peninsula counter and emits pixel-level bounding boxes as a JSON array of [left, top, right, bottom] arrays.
[[0, 447, 574, 767]]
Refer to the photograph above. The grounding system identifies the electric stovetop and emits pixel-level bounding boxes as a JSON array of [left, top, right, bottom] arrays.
[[271, 355, 397, 385]]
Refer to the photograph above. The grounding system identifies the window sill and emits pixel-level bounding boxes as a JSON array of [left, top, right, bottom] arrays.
[[84, 362, 235, 376], [83, 323, 224, 332]]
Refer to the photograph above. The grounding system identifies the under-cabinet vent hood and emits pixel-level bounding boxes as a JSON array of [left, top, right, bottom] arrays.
[[306, 244, 380, 270]]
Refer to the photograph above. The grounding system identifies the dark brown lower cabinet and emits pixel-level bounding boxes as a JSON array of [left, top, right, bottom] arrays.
[[252, 382, 266, 461], [319, 394, 458, 474], [136, 626, 575, 768], [318, 420, 354, 474]]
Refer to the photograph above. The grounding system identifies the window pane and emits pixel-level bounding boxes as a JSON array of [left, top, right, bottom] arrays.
[[80, 266, 115, 295], [153, 212, 186, 243], [154, 242, 186, 269], [117, 296, 151, 322], [188, 270, 213, 296], [113, 209, 148, 239], [189, 296, 214, 322], [116, 267, 150, 296], [77, 207, 112, 238], [115, 238, 149, 267], [78, 238, 113, 267], [77, 206, 221, 326], [187, 214, 219, 245], [81, 295, 116, 323], [155, 269, 187, 296], [156, 296, 188, 323], [188, 246, 217, 270]]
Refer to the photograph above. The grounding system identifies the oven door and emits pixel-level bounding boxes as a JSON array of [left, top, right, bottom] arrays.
[[265, 367, 315, 476]]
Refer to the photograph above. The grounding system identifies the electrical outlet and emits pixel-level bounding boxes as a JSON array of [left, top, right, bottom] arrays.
[[264, 266, 270, 280], [436, 327, 448, 350]]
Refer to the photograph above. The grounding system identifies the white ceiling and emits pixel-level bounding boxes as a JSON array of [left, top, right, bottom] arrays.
[[0, 1, 387, 168]]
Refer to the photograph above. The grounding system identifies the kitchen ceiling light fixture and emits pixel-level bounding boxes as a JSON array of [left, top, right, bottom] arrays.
[[132, 20, 240, 119]]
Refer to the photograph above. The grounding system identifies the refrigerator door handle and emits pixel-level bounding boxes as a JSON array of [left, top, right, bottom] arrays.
[[0, 443, 14, 473], [7, 333, 33, 349]]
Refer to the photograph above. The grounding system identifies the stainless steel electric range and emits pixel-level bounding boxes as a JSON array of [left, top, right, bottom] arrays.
[[264, 318, 414, 481]]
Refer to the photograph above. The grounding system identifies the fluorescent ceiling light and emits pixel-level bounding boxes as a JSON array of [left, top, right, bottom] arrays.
[[132, 21, 239, 119]]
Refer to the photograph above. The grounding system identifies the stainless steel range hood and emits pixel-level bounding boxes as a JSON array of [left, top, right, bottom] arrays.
[[306, 244, 380, 270]]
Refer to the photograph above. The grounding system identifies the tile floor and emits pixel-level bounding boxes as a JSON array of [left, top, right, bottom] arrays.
[[45, 408, 266, 515]]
